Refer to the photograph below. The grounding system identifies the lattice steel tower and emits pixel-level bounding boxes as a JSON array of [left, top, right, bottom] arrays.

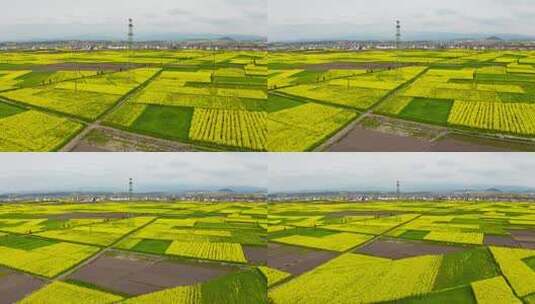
[[395, 20, 401, 49], [128, 178, 133, 200], [396, 180, 400, 196], [128, 18, 134, 72], [128, 19, 134, 51]]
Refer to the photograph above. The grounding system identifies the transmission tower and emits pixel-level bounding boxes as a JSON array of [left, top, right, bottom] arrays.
[[128, 18, 134, 72], [128, 178, 133, 201], [396, 180, 401, 197], [395, 20, 401, 49]]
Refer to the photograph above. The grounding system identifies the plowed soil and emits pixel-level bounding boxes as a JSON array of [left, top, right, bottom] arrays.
[[355, 238, 466, 259], [68, 252, 237, 296], [268, 242, 338, 275]]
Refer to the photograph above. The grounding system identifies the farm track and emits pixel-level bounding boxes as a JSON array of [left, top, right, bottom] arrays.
[[314, 67, 431, 151], [269, 214, 425, 290], [0, 68, 161, 125], [0, 95, 89, 125], [59, 54, 247, 152], [313, 66, 535, 151], [54, 216, 160, 281], [58, 68, 214, 152], [487, 247, 526, 303], [69, 125, 202, 152], [0, 216, 159, 286], [0, 69, 127, 95], [59, 69, 164, 151]]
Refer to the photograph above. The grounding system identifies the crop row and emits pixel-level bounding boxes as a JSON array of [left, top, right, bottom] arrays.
[[189, 108, 266, 150], [449, 101, 535, 136], [165, 241, 247, 263]]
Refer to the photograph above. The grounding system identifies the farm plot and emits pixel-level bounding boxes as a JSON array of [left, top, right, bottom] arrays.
[[267, 97, 358, 151], [0, 201, 268, 303], [377, 66, 535, 136], [275, 67, 425, 110], [271, 230, 372, 252], [120, 269, 266, 304], [268, 69, 367, 89], [0, 68, 160, 121], [471, 276, 522, 304], [19, 281, 124, 304], [448, 101, 535, 136], [131, 70, 266, 110], [258, 266, 291, 287], [0, 269, 44, 304], [115, 214, 265, 264], [0, 106, 83, 151], [36, 217, 155, 246], [0, 217, 105, 234], [267, 242, 338, 275], [68, 251, 239, 296], [269, 50, 535, 149], [269, 201, 535, 303], [322, 213, 420, 235], [270, 253, 441, 304], [490, 246, 535, 297], [0, 234, 99, 278], [0, 70, 98, 91], [0, 70, 32, 91], [105, 66, 267, 150], [166, 241, 247, 263], [1, 50, 271, 152], [188, 108, 266, 150]]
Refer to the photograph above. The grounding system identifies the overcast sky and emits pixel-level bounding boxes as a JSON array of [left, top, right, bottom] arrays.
[[0, 0, 266, 41], [268, 153, 535, 193], [2, 153, 534, 194], [0, 153, 267, 194], [269, 0, 535, 41]]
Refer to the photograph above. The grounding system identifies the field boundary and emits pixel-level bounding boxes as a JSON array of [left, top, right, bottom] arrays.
[[313, 67, 430, 151]]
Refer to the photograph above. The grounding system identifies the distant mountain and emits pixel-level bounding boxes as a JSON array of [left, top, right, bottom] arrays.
[[486, 36, 503, 41], [485, 187, 503, 193]]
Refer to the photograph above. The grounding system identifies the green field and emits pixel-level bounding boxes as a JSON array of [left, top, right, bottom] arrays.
[[268, 201, 535, 304], [269, 50, 535, 151], [0, 50, 267, 151], [1, 199, 534, 303], [4, 49, 535, 151], [0, 201, 267, 303]]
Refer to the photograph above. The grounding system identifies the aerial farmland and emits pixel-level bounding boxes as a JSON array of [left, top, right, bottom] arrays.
[[0, 50, 267, 152], [4, 49, 535, 152], [268, 50, 535, 152], [0, 201, 267, 303], [267, 201, 535, 304]]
